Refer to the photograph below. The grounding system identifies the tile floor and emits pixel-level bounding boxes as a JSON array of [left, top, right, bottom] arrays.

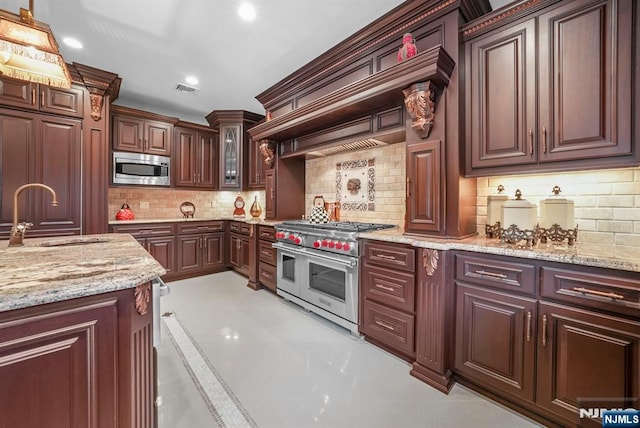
[[157, 272, 542, 428]]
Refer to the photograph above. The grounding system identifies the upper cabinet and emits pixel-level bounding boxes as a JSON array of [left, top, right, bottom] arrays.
[[464, 0, 637, 175], [0, 76, 84, 118], [173, 123, 218, 189], [206, 110, 264, 191], [111, 105, 176, 156]]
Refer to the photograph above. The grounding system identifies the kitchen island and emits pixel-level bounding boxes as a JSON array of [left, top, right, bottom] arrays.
[[0, 233, 165, 428]]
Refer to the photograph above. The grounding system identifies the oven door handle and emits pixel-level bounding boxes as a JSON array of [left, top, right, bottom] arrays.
[[272, 242, 358, 268]]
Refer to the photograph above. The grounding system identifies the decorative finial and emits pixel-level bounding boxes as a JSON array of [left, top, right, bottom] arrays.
[[552, 185, 561, 195], [514, 189, 523, 200], [497, 184, 505, 194]]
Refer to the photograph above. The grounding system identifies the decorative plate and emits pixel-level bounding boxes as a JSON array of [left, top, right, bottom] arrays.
[[180, 201, 196, 218]]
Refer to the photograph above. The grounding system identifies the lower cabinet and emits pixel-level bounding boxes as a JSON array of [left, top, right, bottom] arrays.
[[0, 286, 154, 427], [176, 221, 225, 277], [452, 250, 640, 427], [360, 240, 416, 360], [229, 233, 251, 276], [257, 225, 277, 292], [110, 223, 176, 278]]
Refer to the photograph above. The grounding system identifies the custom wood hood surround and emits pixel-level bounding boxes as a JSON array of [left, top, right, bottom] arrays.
[[248, 45, 455, 145]]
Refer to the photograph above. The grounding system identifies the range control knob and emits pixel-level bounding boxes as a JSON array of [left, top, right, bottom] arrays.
[[343, 243, 351, 251], [328, 241, 336, 249], [313, 241, 321, 248], [288, 234, 295, 241], [294, 237, 302, 245], [321, 240, 328, 247], [335, 242, 343, 250]]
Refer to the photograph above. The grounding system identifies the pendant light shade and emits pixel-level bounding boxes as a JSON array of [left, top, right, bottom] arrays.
[[0, 4, 71, 89]]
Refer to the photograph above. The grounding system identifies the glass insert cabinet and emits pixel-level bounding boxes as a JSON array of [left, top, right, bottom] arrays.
[[206, 110, 265, 191]]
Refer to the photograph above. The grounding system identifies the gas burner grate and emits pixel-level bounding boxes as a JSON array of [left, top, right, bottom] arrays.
[[280, 220, 395, 233]]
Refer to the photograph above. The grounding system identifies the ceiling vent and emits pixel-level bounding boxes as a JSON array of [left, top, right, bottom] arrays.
[[175, 83, 199, 95]]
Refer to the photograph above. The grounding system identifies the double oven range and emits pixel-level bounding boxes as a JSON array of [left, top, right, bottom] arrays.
[[273, 220, 394, 334]]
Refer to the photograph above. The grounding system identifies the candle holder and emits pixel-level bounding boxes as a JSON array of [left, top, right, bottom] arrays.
[[500, 224, 541, 248], [539, 224, 579, 246], [485, 221, 502, 239]]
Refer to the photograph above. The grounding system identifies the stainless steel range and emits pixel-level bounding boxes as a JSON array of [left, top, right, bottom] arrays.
[[273, 220, 395, 334]]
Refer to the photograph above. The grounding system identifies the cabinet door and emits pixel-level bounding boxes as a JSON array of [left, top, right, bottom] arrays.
[[240, 236, 251, 274], [33, 116, 82, 236], [173, 127, 197, 187], [537, 301, 640, 424], [538, 0, 633, 162], [177, 235, 202, 274], [265, 169, 276, 219], [197, 131, 217, 188], [40, 86, 84, 118], [0, 110, 34, 236], [406, 140, 442, 234], [248, 138, 265, 189], [146, 236, 176, 276], [455, 283, 537, 402], [144, 120, 172, 156], [468, 19, 536, 169], [202, 232, 224, 269], [219, 124, 242, 189], [112, 115, 144, 152], [229, 235, 241, 269], [0, 76, 37, 109]]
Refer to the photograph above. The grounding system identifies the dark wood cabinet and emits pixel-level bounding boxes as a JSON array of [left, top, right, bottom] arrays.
[[110, 223, 176, 277], [247, 138, 266, 189], [0, 108, 82, 239], [263, 156, 305, 220], [406, 140, 443, 234], [465, 0, 636, 175], [257, 225, 277, 292], [111, 106, 175, 156], [0, 287, 154, 428], [360, 240, 417, 360], [228, 221, 256, 282], [174, 124, 218, 189], [0, 76, 84, 118], [176, 221, 225, 276], [206, 110, 264, 190], [229, 234, 251, 275]]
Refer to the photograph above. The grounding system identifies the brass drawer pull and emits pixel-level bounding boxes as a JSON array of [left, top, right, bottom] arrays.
[[376, 254, 397, 261], [542, 314, 547, 347], [526, 311, 531, 342], [474, 270, 508, 279], [262, 271, 272, 279], [376, 284, 395, 292], [572, 287, 624, 300], [528, 129, 533, 155], [375, 320, 395, 331]]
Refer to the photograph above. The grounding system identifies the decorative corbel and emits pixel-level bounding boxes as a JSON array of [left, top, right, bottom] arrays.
[[70, 62, 121, 122], [259, 139, 276, 169], [403, 81, 438, 139], [134, 283, 151, 315], [422, 249, 439, 276], [89, 91, 104, 121]]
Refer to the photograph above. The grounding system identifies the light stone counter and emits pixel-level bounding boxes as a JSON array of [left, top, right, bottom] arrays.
[[0, 233, 166, 313], [359, 229, 640, 273], [109, 217, 281, 226]]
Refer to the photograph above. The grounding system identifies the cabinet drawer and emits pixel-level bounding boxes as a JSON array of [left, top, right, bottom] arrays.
[[258, 240, 277, 264], [454, 253, 536, 296], [110, 223, 175, 237], [541, 266, 640, 318], [362, 241, 415, 272], [229, 221, 252, 235], [177, 221, 224, 234], [361, 300, 415, 357], [258, 225, 276, 242], [258, 262, 276, 292], [363, 263, 415, 313]]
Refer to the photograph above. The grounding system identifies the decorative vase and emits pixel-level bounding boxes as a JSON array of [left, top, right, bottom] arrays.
[[397, 32, 417, 62], [250, 196, 262, 218], [115, 203, 135, 220]]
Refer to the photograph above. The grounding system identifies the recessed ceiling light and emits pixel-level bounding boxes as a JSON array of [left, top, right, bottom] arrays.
[[185, 75, 198, 85], [238, 3, 256, 21], [62, 37, 83, 49]]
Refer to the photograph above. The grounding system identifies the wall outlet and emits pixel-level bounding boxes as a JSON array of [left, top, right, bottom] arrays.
[[140, 201, 150, 209]]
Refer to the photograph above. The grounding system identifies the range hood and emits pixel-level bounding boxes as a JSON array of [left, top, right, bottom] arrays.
[[248, 45, 455, 155]]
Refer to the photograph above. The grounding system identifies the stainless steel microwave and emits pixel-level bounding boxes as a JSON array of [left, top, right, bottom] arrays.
[[113, 151, 170, 186]]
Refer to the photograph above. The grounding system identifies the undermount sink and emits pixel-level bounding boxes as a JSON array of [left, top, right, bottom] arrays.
[[38, 237, 112, 247]]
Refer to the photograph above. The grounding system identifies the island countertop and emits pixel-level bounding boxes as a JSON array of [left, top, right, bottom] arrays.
[[0, 233, 166, 313]]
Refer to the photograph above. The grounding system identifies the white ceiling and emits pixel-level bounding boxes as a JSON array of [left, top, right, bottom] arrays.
[[4, 0, 512, 124]]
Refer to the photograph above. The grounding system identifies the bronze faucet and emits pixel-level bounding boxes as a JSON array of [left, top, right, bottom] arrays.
[[8, 183, 58, 247]]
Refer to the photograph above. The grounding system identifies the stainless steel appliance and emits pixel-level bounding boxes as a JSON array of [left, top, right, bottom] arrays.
[[113, 151, 170, 186], [273, 220, 395, 334]]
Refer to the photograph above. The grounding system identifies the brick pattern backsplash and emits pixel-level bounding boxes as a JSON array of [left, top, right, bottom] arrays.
[[108, 188, 266, 221], [477, 167, 640, 260], [305, 143, 406, 227]]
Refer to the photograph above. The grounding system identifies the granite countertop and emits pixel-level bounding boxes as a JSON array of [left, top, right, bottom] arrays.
[[0, 233, 166, 313], [359, 229, 640, 273], [109, 217, 281, 226]]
